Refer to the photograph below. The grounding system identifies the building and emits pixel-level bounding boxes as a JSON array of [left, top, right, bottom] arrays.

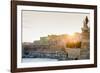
[[81, 16, 90, 49]]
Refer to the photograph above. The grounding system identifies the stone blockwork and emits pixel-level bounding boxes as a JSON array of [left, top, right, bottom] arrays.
[[81, 16, 90, 49]]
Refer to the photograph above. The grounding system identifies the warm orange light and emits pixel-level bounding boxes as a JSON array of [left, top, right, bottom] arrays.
[[68, 33, 75, 37], [67, 33, 78, 43]]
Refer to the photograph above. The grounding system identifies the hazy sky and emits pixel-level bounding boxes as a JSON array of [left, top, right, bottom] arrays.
[[22, 10, 89, 42]]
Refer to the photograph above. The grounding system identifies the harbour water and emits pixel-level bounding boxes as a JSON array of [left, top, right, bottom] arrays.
[[22, 58, 58, 62]]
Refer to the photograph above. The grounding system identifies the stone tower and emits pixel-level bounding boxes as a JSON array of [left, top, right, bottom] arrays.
[[81, 16, 90, 49]]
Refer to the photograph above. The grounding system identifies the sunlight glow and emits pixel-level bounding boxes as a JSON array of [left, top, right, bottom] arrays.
[[68, 33, 75, 37]]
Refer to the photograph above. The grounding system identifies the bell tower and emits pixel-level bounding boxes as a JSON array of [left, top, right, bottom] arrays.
[[81, 16, 90, 49]]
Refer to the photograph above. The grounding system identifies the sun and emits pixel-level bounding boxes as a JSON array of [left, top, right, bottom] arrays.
[[68, 32, 75, 37]]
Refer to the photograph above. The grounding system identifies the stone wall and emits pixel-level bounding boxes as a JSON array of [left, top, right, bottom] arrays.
[[81, 16, 90, 49]]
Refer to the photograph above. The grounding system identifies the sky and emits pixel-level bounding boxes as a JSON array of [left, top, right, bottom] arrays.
[[22, 10, 89, 42]]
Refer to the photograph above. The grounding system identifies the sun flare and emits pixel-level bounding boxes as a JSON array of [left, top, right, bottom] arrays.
[[68, 33, 75, 37]]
